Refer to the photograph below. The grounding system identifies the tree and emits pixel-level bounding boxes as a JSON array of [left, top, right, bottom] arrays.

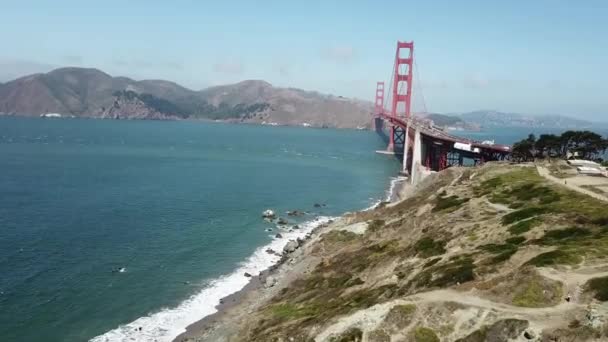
[[512, 130, 607, 162]]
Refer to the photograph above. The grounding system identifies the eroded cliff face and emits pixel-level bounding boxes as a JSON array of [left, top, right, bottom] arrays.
[[209, 164, 608, 342]]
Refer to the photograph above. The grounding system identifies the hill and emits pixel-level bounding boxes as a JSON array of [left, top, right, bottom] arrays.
[[0, 68, 373, 128], [178, 163, 608, 341], [459, 110, 597, 129]]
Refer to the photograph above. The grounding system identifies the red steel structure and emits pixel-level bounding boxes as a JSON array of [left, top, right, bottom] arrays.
[[374, 82, 385, 114], [375, 40, 510, 173], [391, 41, 414, 119]]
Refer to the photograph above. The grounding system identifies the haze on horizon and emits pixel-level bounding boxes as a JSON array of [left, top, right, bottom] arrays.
[[1, 0, 606, 121]]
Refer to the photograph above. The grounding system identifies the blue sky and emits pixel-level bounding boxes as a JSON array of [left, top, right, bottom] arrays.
[[1, 0, 606, 120]]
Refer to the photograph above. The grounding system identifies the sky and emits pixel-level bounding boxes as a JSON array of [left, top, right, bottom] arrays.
[[1, 0, 607, 120]]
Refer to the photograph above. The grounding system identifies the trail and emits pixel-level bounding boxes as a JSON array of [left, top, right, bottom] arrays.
[[536, 165, 608, 202], [316, 266, 608, 341]]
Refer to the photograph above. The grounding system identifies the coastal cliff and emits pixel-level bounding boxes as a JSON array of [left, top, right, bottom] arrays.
[[178, 163, 608, 341]]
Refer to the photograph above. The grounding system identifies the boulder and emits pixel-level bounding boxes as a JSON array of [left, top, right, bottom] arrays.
[[262, 209, 276, 219], [287, 210, 305, 217], [265, 248, 276, 254], [275, 233, 283, 239], [313, 203, 322, 208], [283, 240, 299, 254], [264, 276, 277, 288], [292, 225, 300, 229], [244, 272, 252, 277], [277, 217, 288, 225]]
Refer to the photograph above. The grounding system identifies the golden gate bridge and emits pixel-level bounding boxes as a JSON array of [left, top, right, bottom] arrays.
[[373, 41, 511, 183]]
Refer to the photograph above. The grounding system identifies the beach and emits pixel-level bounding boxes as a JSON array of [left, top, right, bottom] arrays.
[[173, 176, 411, 342]]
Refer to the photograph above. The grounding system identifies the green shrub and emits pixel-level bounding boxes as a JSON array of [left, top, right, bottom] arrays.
[[525, 250, 582, 266], [433, 195, 470, 212], [368, 219, 386, 232], [506, 236, 526, 245], [502, 207, 548, 225], [586, 276, 608, 301], [414, 327, 440, 342], [508, 218, 541, 235], [414, 237, 446, 258], [537, 227, 591, 245]]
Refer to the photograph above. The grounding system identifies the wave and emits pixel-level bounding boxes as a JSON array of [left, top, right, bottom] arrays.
[[90, 216, 334, 342], [364, 175, 408, 211]]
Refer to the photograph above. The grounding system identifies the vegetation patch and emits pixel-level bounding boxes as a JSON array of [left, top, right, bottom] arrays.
[[322, 230, 359, 244], [367, 329, 390, 342], [456, 319, 529, 342], [383, 304, 416, 329], [433, 195, 470, 212], [535, 227, 592, 245], [414, 237, 447, 258], [423, 257, 441, 268], [525, 250, 582, 267], [412, 257, 476, 289], [478, 237, 524, 264], [368, 219, 386, 232], [512, 278, 562, 307], [505, 236, 526, 245], [502, 207, 548, 225], [586, 276, 608, 301], [508, 218, 541, 235], [414, 327, 440, 342], [329, 327, 363, 342]]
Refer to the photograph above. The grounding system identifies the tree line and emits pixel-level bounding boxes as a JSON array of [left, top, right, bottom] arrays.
[[512, 130, 608, 162]]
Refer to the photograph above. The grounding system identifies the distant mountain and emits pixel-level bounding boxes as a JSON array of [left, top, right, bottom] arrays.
[[0, 67, 373, 128], [414, 112, 479, 131], [458, 110, 598, 129]]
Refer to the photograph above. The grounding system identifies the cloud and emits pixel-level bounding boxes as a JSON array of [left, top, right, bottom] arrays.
[[462, 75, 517, 89], [63, 55, 83, 65], [321, 45, 356, 63], [212, 61, 244, 74], [463, 75, 490, 89], [112, 59, 183, 70], [0, 59, 56, 81]]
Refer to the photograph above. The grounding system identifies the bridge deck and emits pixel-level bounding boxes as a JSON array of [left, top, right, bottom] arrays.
[[378, 113, 510, 154]]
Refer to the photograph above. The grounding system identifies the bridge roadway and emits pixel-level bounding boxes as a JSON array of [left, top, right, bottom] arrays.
[[378, 113, 511, 154]]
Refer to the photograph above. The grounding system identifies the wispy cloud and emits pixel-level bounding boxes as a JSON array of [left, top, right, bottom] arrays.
[[63, 55, 83, 65], [321, 45, 356, 63], [212, 61, 244, 74], [0, 59, 56, 81], [112, 59, 183, 70]]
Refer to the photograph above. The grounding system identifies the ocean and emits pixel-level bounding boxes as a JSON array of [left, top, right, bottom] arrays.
[[0, 117, 400, 342], [1, 117, 604, 342]]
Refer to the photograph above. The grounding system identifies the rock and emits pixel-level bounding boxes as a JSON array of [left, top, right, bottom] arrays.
[[265, 248, 276, 254], [292, 225, 300, 229], [277, 217, 288, 225], [287, 210, 305, 217], [264, 276, 277, 288], [275, 233, 283, 239], [523, 330, 536, 339], [262, 209, 276, 219], [283, 240, 299, 254], [296, 237, 304, 245], [313, 203, 322, 208], [244, 272, 252, 277], [265, 228, 273, 232]]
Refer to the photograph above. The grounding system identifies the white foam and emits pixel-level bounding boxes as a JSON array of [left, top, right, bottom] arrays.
[[363, 176, 407, 211], [90, 216, 334, 342]]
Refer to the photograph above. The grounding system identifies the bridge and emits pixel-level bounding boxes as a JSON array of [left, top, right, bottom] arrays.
[[373, 41, 511, 183]]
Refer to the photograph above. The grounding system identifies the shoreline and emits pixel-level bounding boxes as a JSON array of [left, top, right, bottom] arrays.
[[173, 175, 410, 342]]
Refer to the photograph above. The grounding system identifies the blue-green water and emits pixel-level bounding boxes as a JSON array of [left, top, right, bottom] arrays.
[[0, 117, 400, 342]]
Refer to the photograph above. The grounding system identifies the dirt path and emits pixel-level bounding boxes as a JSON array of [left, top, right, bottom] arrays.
[[536, 165, 608, 202]]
